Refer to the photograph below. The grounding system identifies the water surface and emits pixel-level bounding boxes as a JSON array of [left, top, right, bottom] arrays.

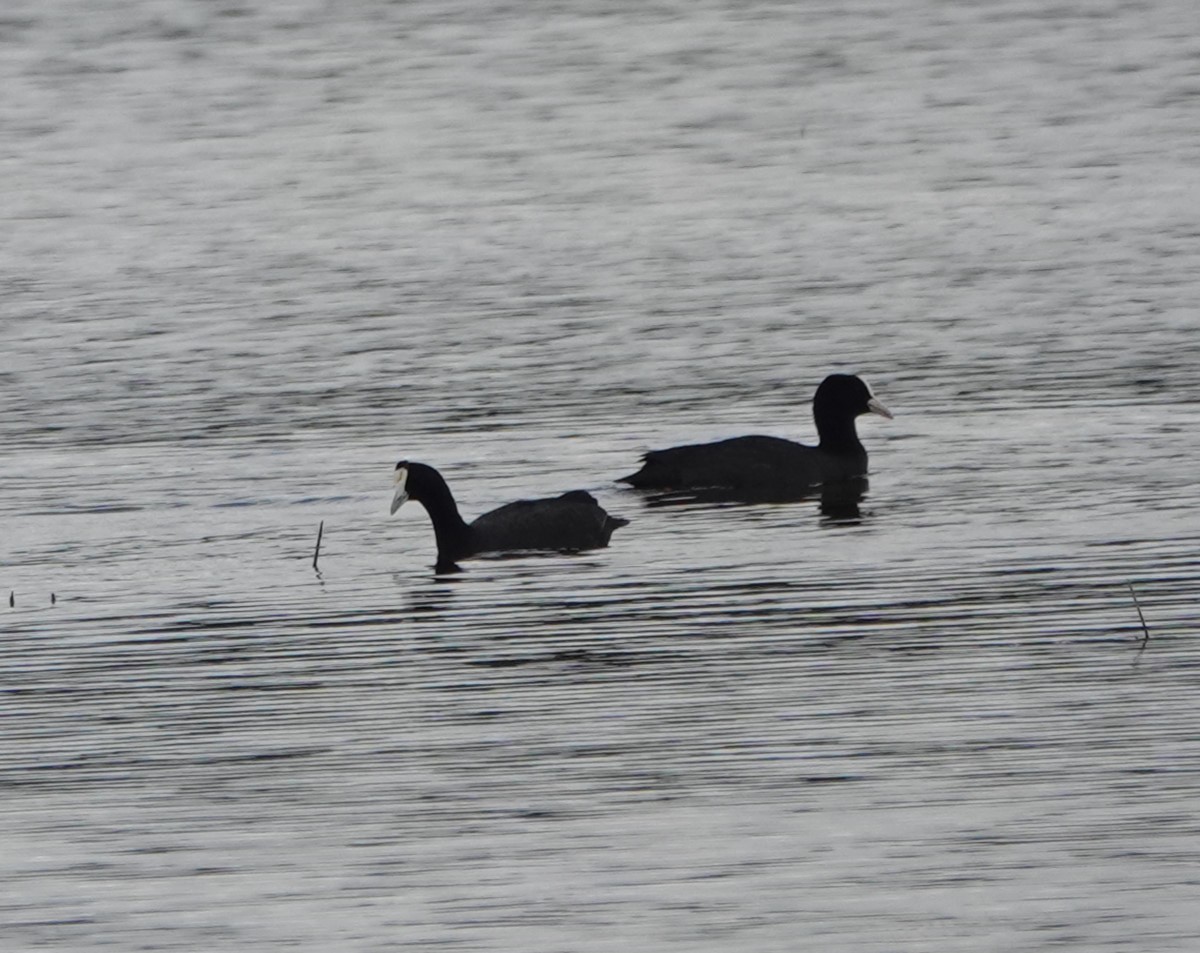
[[3, 1, 1199, 950]]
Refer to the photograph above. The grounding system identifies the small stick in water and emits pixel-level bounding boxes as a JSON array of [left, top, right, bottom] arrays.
[[8, 591, 12, 608], [1128, 582, 1150, 643], [51, 593, 56, 606], [313, 520, 325, 571]]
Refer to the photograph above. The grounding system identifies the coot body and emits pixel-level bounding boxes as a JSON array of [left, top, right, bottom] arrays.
[[620, 374, 891, 493], [392, 461, 628, 572]]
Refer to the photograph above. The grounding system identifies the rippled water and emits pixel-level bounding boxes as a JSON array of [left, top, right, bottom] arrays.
[[4, 1, 1200, 950]]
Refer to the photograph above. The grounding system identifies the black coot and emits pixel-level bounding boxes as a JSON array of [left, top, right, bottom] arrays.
[[620, 374, 892, 493], [391, 461, 629, 572]]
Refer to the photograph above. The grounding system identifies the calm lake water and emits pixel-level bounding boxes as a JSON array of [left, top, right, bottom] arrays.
[[3, 1, 1199, 950]]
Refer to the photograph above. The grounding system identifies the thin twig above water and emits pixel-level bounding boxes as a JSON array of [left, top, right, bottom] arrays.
[[1128, 582, 1150, 644], [313, 520, 325, 571]]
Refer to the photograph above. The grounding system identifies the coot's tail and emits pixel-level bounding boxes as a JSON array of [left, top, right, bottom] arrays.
[[618, 456, 672, 489]]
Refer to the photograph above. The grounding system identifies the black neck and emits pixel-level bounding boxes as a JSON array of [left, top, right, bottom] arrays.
[[816, 414, 863, 454], [409, 466, 473, 565]]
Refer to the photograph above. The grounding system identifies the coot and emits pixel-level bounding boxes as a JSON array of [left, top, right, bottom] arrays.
[[620, 374, 892, 492], [391, 461, 629, 572]]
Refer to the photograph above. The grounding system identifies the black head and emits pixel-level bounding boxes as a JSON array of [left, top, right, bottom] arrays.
[[813, 374, 893, 421], [391, 460, 444, 513]]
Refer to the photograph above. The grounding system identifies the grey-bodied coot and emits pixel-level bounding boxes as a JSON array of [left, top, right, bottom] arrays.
[[391, 461, 629, 572], [619, 374, 892, 492]]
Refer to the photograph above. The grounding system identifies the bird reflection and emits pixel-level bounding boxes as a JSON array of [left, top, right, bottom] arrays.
[[393, 572, 463, 610], [818, 476, 869, 524], [639, 476, 869, 524]]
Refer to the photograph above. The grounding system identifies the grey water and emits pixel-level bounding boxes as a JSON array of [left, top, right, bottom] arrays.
[[3, 1, 1200, 950]]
